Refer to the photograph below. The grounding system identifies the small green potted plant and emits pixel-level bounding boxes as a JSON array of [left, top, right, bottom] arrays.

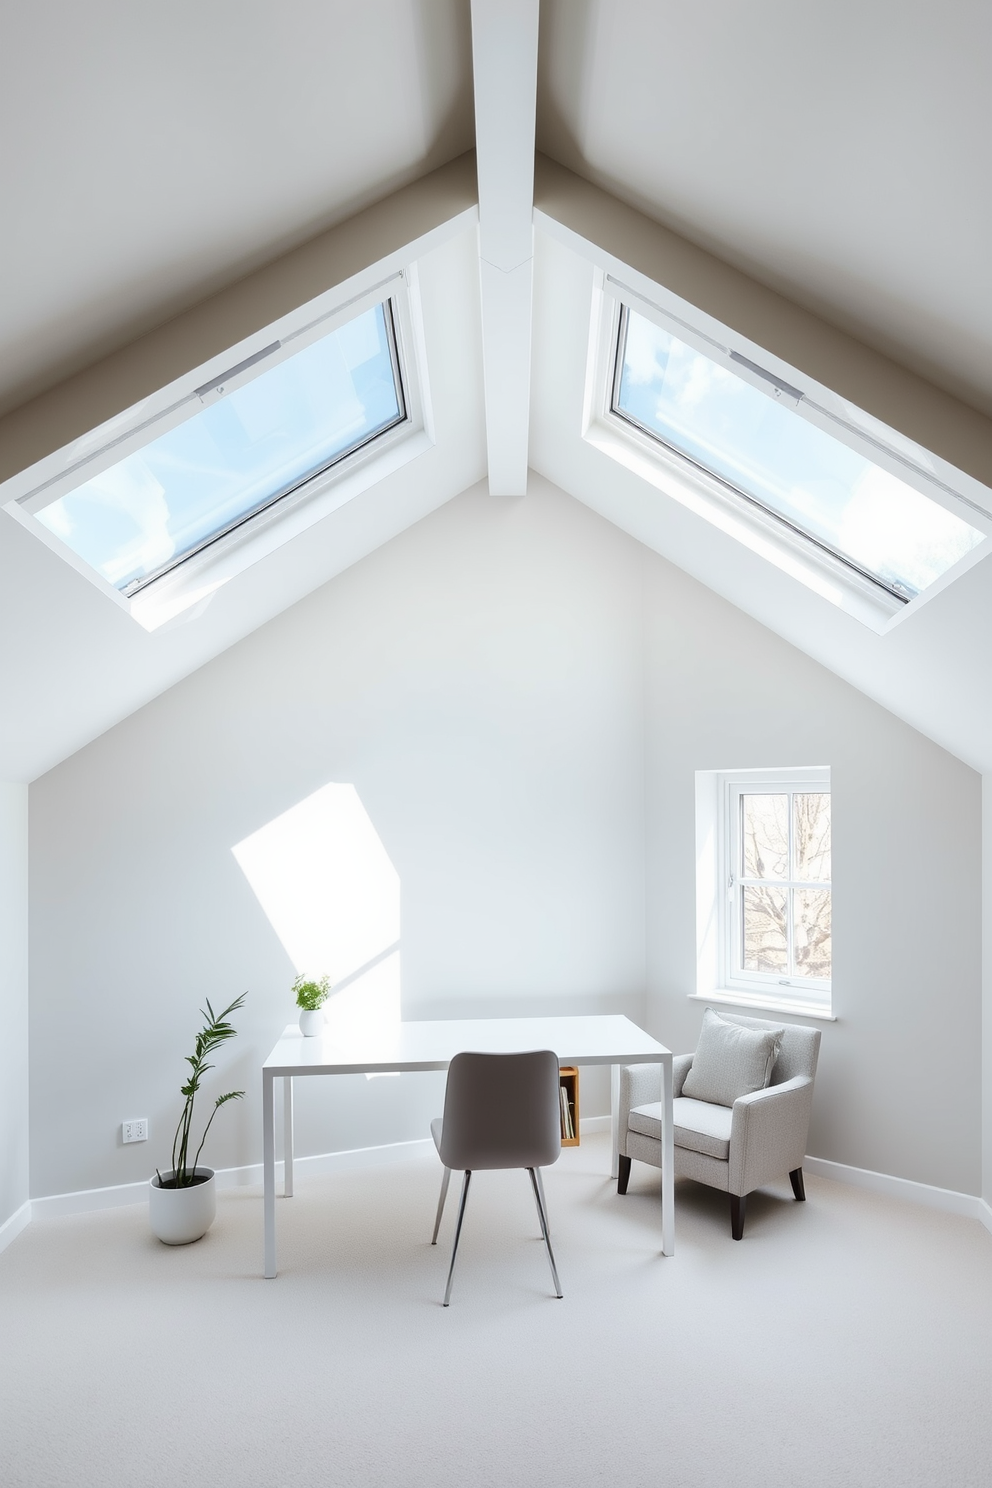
[[149, 993, 246, 1245], [294, 974, 330, 1037]]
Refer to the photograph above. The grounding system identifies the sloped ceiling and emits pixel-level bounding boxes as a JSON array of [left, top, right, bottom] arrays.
[[0, 0, 473, 415], [2, 2, 991, 781], [538, 0, 992, 418]]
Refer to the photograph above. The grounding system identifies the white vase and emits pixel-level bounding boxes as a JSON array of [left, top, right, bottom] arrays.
[[299, 1008, 324, 1037], [149, 1168, 216, 1245]]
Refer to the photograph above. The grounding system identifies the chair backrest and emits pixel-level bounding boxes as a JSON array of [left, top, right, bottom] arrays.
[[716, 1013, 821, 1084], [438, 1050, 562, 1172]]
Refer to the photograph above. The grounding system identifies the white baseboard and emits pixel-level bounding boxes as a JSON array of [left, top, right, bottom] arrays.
[[31, 1136, 437, 1219], [14, 1127, 990, 1241], [805, 1154, 989, 1227], [0, 1200, 31, 1256], [30, 1123, 614, 1222]]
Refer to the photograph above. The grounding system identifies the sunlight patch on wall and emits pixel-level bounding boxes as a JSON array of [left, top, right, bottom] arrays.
[[232, 783, 400, 1052]]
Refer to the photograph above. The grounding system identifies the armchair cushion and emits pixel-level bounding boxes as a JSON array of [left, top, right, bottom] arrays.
[[681, 1008, 784, 1107], [628, 1096, 733, 1161]]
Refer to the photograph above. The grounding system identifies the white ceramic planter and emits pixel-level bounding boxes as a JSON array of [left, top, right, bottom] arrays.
[[299, 1008, 324, 1037], [149, 1168, 216, 1245]]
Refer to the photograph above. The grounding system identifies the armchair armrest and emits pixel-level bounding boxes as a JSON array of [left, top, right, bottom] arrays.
[[729, 1076, 814, 1196], [617, 1055, 693, 1157], [672, 1053, 693, 1098]]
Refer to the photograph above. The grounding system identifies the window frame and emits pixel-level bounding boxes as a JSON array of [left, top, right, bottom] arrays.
[[2, 267, 434, 630], [581, 273, 992, 635], [720, 769, 831, 1005], [68, 297, 410, 600], [611, 303, 961, 609], [694, 766, 835, 1021]]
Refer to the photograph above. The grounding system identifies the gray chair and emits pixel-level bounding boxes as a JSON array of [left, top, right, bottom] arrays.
[[431, 1049, 563, 1305], [617, 1013, 821, 1239]]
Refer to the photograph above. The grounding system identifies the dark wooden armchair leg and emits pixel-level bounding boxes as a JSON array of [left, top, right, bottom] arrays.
[[617, 1154, 631, 1195], [789, 1167, 806, 1202], [730, 1193, 747, 1240]]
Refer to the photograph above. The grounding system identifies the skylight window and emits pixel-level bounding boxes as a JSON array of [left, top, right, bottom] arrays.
[[612, 305, 982, 604], [33, 301, 406, 596]]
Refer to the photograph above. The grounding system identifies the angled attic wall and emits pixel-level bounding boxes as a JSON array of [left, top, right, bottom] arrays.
[[0, 782, 29, 1230], [25, 478, 981, 1201]]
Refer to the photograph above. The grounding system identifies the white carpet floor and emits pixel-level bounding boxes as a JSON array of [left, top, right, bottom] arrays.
[[2, 1133, 992, 1488]]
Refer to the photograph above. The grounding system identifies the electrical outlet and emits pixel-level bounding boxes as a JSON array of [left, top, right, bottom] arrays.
[[122, 1118, 148, 1144]]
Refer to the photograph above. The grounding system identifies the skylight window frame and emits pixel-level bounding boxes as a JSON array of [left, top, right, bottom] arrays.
[[611, 303, 912, 608], [581, 271, 992, 633], [109, 298, 408, 600], [2, 266, 435, 629]]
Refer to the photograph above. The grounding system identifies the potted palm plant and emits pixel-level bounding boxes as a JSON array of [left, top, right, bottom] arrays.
[[149, 993, 246, 1245], [294, 974, 330, 1036]]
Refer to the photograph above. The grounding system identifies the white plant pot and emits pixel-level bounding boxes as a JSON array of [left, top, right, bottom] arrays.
[[299, 1008, 324, 1037], [149, 1168, 216, 1245]]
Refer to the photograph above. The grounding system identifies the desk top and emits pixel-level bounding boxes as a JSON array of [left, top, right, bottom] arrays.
[[263, 1013, 669, 1077]]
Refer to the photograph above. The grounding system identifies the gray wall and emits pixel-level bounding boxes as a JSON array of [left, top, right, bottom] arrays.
[[644, 562, 982, 1194], [27, 477, 982, 1198], [0, 781, 28, 1227]]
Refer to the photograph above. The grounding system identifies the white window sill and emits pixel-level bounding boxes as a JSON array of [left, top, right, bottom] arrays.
[[690, 990, 836, 1023]]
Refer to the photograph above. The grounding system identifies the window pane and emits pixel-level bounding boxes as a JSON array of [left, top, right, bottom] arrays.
[[742, 885, 788, 973], [36, 301, 404, 594], [793, 888, 831, 979], [614, 310, 982, 600], [741, 794, 788, 879], [793, 793, 831, 881]]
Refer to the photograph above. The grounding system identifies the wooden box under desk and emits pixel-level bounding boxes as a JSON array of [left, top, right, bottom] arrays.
[[559, 1065, 579, 1146]]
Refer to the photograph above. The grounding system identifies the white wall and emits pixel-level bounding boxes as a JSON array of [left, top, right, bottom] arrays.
[[27, 478, 646, 1198], [984, 778, 992, 1204], [644, 559, 982, 1194], [26, 477, 983, 1199], [0, 781, 29, 1227]]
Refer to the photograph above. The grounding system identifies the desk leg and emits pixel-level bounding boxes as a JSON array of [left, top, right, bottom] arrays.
[[283, 1076, 294, 1198], [661, 1052, 674, 1257], [263, 1070, 276, 1279], [610, 1064, 620, 1180]]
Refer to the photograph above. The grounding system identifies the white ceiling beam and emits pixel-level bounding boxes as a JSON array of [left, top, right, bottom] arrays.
[[470, 0, 539, 495]]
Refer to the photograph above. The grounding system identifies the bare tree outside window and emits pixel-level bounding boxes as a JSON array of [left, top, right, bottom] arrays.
[[739, 791, 831, 982]]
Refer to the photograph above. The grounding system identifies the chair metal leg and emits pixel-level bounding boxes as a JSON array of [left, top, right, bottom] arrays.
[[443, 1171, 471, 1306], [617, 1154, 631, 1195], [529, 1168, 563, 1298], [730, 1192, 747, 1241], [431, 1166, 452, 1244], [789, 1167, 806, 1202]]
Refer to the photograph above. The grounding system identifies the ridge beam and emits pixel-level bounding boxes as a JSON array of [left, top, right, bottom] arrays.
[[471, 0, 539, 496]]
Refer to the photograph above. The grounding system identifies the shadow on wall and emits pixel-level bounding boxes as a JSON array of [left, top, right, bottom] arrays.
[[232, 783, 400, 1061]]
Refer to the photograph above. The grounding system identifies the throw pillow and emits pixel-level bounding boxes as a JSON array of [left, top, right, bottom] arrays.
[[681, 1009, 784, 1107]]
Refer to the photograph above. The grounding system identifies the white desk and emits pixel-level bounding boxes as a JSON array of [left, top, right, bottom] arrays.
[[262, 1013, 673, 1277]]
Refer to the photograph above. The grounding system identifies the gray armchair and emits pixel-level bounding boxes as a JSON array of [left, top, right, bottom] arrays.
[[617, 1013, 821, 1239]]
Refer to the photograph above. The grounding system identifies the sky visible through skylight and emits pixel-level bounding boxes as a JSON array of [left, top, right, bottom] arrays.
[[615, 308, 982, 600], [36, 302, 403, 594]]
